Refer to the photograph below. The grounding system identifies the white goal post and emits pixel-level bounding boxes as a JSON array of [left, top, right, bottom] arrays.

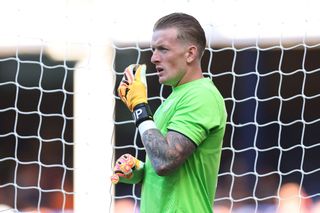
[[73, 43, 115, 213]]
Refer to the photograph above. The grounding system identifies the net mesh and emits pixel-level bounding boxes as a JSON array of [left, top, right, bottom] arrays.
[[0, 47, 75, 212]]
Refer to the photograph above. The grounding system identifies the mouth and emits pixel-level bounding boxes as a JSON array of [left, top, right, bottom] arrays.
[[156, 67, 164, 76]]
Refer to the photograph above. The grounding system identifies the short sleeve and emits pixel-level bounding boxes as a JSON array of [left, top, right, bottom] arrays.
[[167, 89, 220, 145]]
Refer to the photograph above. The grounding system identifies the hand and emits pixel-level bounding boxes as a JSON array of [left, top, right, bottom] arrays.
[[118, 64, 148, 112], [111, 154, 143, 184]]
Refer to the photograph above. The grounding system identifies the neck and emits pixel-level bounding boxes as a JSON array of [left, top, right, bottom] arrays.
[[175, 63, 203, 87]]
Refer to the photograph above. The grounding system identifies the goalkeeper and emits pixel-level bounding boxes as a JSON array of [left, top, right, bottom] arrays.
[[112, 12, 227, 213]]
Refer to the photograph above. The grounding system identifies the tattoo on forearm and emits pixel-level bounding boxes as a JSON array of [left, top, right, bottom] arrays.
[[142, 129, 195, 175]]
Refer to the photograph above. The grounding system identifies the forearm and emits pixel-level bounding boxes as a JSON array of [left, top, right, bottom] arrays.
[[141, 128, 194, 176]]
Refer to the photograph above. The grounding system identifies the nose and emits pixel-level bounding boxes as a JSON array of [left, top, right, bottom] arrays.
[[151, 50, 159, 64]]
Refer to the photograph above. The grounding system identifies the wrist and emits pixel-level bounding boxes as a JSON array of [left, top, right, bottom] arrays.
[[138, 120, 157, 136], [132, 103, 153, 127]]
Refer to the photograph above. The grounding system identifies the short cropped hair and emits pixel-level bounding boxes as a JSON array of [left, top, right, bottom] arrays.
[[153, 12, 206, 58]]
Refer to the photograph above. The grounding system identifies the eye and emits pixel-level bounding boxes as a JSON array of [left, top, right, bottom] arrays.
[[151, 46, 168, 54], [159, 47, 168, 52]]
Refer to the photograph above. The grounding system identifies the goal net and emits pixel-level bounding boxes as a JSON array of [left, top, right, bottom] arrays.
[[1, 0, 320, 213], [0, 43, 75, 212]]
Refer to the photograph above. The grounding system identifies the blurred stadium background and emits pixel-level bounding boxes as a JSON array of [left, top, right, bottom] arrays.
[[1, 0, 320, 212]]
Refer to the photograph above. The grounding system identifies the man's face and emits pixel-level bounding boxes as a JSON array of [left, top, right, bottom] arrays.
[[151, 27, 188, 87]]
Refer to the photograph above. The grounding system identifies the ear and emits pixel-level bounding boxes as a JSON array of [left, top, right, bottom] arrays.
[[185, 45, 197, 63]]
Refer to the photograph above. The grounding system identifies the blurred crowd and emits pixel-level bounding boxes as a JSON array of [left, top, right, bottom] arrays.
[[113, 182, 320, 213]]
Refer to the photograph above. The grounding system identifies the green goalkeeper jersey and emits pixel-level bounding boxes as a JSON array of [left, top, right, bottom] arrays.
[[140, 78, 227, 213]]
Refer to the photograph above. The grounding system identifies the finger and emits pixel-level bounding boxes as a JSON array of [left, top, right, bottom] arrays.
[[124, 65, 135, 84], [134, 64, 147, 86], [111, 174, 120, 184], [116, 154, 134, 174], [121, 80, 129, 85], [120, 154, 135, 167], [114, 161, 131, 175], [116, 164, 132, 175], [117, 155, 130, 167], [113, 169, 125, 176], [121, 153, 131, 160], [118, 83, 129, 102]]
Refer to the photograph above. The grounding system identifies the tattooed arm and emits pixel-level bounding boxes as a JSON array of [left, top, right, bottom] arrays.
[[141, 128, 196, 176]]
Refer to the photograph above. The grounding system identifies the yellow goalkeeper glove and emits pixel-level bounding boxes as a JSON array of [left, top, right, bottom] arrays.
[[111, 154, 144, 184], [118, 64, 148, 112]]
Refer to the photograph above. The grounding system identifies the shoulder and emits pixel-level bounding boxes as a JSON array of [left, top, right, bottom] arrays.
[[178, 78, 223, 105]]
